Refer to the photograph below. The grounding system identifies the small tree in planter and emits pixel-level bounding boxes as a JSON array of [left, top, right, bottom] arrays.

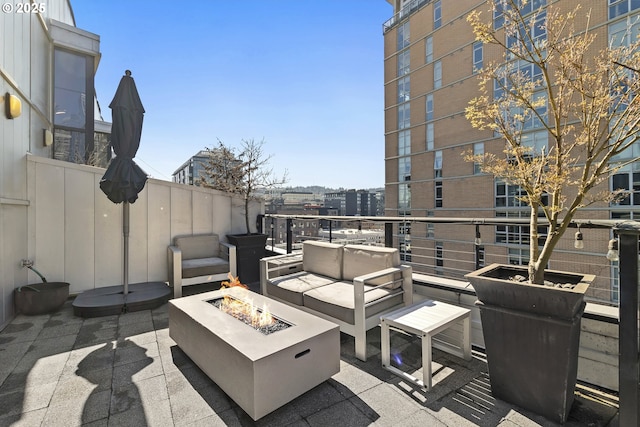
[[464, 1, 640, 422], [200, 138, 287, 283], [200, 138, 288, 235], [465, 0, 640, 284]]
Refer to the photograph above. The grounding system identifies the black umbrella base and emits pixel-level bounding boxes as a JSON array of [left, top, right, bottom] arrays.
[[72, 282, 170, 318]]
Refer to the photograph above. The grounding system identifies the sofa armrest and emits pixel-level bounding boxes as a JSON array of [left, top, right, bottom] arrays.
[[219, 242, 237, 277], [260, 253, 303, 295], [167, 245, 182, 289]]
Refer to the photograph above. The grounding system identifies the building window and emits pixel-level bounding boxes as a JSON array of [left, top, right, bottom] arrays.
[[399, 183, 411, 210], [398, 103, 410, 129], [398, 76, 410, 103], [495, 0, 547, 29], [506, 10, 547, 54], [434, 60, 442, 89], [610, 0, 640, 19], [496, 180, 530, 208], [426, 94, 434, 121], [508, 247, 530, 266], [398, 21, 410, 50], [494, 0, 505, 29], [399, 157, 411, 182], [426, 123, 434, 150], [435, 242, 444, 275], [426, 36, 433, 63], [477, 246, 486, 267], [400, 236, 412, 262], [426, 210, 435, 238], [473, 41, 483, 73], [53, 48, 96, 165], [612, 170, 640, 205], [434, 150, 442, 178], [473, 142, 484, 174], [434, 0, 442, 29], [398, 49, 410, 76], [435, 180, 443, 207], [399, 130, 411, 156]]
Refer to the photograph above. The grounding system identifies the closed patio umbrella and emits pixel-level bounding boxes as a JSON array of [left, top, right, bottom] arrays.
[[99, 70, 147, 295]]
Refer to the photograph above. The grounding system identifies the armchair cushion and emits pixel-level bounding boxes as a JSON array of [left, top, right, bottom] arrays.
[[174, 234, 220, 259], [343, 245, 401, 288], [302, 241, 343, 280], [303, 281, 404, 324], [182, 257, 230, 279]]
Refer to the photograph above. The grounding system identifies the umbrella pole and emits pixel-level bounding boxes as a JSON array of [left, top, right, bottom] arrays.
[[123, 201, 130, 295]]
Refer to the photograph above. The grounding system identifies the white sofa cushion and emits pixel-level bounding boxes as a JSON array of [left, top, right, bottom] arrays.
[[343, 245, 401, 288], [303, 281, 404, 324], [267, 272, 339, 306], [302, 241, 343, 280]]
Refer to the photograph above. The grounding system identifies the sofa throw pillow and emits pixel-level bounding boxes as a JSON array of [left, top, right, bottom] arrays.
[[343, 245, 401, 288], [302, 241, 343, 280]]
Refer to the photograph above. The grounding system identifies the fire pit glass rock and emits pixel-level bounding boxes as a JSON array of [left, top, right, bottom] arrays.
[[208, 295, 292, 335]]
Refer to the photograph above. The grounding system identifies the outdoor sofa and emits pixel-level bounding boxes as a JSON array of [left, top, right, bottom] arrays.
[[168, 234, 237, 298], [260, 240, 413, 361]]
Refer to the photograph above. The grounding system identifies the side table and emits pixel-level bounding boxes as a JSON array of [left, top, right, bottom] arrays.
[[380, 299, 471, 391]]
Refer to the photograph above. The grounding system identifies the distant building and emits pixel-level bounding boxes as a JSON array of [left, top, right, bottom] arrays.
[[324, 190, 378, 216], [172, 150, 209, 185]]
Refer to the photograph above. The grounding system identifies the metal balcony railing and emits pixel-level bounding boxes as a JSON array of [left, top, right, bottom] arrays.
[[383, 0, 433, 34], [260, 213, 640, 425], [262, 213, 628, 307]]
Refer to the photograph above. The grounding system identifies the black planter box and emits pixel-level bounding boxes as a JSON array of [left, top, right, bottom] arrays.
[[227, 233, 268, 284], [15, 282, 70, 315], [465, 263, 594, 424]]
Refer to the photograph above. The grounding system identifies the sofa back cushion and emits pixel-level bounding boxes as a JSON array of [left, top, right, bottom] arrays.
[[174, 234, 220, 259], [343, 245, 401, 287], [302, 241, 343, 280]]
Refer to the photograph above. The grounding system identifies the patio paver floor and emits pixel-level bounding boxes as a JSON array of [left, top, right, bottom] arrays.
[[0, 285, 620, 427]]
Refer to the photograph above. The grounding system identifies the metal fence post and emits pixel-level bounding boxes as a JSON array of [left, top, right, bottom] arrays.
[[616, 228, 640, 427], [385, 223, 393, 248], [286, 218, 293, 254]]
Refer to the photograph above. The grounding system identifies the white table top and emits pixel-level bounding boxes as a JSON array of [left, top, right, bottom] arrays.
[[381, 299, 470, 336]]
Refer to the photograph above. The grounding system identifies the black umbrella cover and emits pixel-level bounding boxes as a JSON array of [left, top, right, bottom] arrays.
[[100, 70, 148, 204]]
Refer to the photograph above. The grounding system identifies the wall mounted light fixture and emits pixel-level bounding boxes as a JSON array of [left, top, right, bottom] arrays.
[[5, 92, 22, 119]]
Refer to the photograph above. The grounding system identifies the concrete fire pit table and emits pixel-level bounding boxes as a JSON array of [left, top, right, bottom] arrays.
[[169, 287, 340, 420]]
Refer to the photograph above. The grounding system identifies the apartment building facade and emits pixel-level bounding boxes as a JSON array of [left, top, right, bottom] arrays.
[[383, 0, 639, 304]]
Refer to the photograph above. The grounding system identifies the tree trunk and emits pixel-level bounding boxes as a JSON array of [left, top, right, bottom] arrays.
[[244, 197, 251, 234]]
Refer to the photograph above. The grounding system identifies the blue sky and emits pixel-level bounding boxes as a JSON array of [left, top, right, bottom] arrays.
[[72, 1, 393, 188]]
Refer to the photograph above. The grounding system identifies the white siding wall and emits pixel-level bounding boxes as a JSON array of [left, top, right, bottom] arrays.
[[25, 155, 260, 295]]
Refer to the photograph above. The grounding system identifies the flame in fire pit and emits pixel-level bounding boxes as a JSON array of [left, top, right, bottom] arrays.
[[219, 293, 274, 328], [215, 274, 277, 329]]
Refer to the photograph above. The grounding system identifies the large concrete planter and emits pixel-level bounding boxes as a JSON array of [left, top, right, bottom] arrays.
[[227, 233, 268, 284], [465, 263, 594, 424], [14, 282, 70, 315]]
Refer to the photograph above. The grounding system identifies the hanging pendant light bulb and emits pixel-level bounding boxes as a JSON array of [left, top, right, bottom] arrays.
[[475, 225, 482, 246], [606, 238, 619, 262], [574, 229, 584, 249]]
